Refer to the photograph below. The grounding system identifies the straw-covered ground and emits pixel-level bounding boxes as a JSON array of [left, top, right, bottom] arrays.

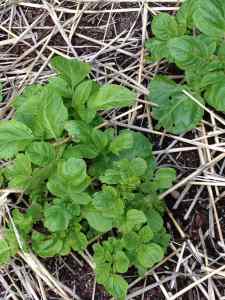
[[1, 0, 225, 299]]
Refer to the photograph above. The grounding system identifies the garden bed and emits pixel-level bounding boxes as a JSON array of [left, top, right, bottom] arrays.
[[1, 1, 225, 299]]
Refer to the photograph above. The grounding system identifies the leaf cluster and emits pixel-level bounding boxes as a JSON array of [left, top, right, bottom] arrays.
[[0, 56, 175, 299], [146, 0, 225, 134]]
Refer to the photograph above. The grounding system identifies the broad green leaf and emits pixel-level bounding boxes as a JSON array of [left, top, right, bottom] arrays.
[[109, 130, 133, 155], [64, 120, 91, 143], [168, 35, 211, 69], [59, 158, 87, 185], [152, 228, 170, 251], [27, 203, 43, 222], [126, 209, 146, 229], [0, 240, 11, 265], [0, 120, 34, 159], [145, 38, 170, 62], [92, 186, 124, 218], [176, 0, 199, 29], [205, 80, 225, 111], [5, 154, 32, 190], [44, 205, 71, 232], [13, 209, 33, 235], [119, 131, 153, 160], [32, 232, 63, 257], [47, 158, 89, 198], [137, 243, 164, 268], [68, 224, 87, 252], [13, 84, 43, 110], [149, 76, 203, 134], [26, 142, 55, 166], [193, 0, 225, 38], [99, 167, 120, 185], [146, 209, 163, 233], [139, 225, 154, 243], [129, 158, 147, 177], [154, 168, 176, 190], [199, 72, 225, 89], [123, 231, 139, 250], [51, 56, 91, 88], [218, 42, 225, 61], [85, 211, 113, 232], [70, 192, 92, 205], [4, 230, 19, 257], [39, 90, 68, 139], [114, 250, 130, 273], [89, 84, 135, 110], [106, 274, 128, 300], [95, 262, 111, 285], [152, 13, 183, 41], [63, 144, 99, 159], [72, 80, 97, 122], [91, 129, 108, 153], [47, 77, 72, 99]]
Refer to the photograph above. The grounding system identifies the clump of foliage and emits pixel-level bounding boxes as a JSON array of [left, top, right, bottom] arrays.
[[146, 0, 225, 134], [0, 56, 176, 299]]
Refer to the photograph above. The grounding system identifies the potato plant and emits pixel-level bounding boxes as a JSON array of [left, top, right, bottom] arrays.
[[0, 56, 176, 299]]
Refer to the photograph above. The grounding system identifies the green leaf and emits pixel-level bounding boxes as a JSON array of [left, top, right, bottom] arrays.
[[44, 205, 71, 232], [199, 71, 225, 89], [26, 142, 55, 166], [5, 154, 32, 190], [70, 192, 92, 205], [0, 120, 34, 159], [4, 230, 19, 257], [168, 35, 211, 69], [119, 131, 153, 160], [38, 90, 68, 139], [126, 209, 146, 228], [0, 240, 11, 265], [114, 250, 130, 273], [106, 274, 128, 300], [72, 80, 97, 122], [154, 168, 176, 190], [95, 262, 111, 285], [109, 130, 133, 155], [68, 224, 87, 252], [85, 211, 113, 232], [176, 0, 199, 29], [152, 13, 183, 41], [145, 38, 169, 61], [139, 225, 154, 243], [47, 77, 72, 99], [51, 56, 91, 88], [129, 158, 147, 177], [13, 209, 33, 235], [63, 144, 99, 159], [193, 0, 225, 38], [32, 231, 63, 257], [13, 84, 43, 110], [123, 231, 139, 250], [64, 120, 91, 143], [205, 80, 225, 111], [89, 84, 135, 110], [149, 76, 203, 134], [91, 129, 108, 153], [92, 186, 124, 218], [146, 209, 163, 233], [137, 243, 164, 268], [47, 158, 89, 198]]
